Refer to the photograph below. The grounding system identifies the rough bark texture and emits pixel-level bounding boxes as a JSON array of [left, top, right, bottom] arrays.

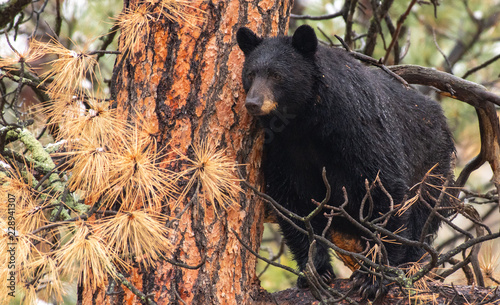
[[81, 1, 292, 304]]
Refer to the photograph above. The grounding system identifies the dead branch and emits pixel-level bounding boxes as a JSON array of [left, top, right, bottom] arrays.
[[388, 64, 500, 108], [462, 54, 500, 79], [253, 280, 500, 305], [382, 0, 417, 65], [0, 0, 32, 30], [290, 11, 345, 21], [244, 166, 500, 303], [343, 0, 358, 49], [232, 229, 299, 276], [389, 64, 500, 208]]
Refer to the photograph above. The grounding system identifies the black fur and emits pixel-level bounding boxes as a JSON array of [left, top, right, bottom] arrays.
[[237, 25, 455, 299]]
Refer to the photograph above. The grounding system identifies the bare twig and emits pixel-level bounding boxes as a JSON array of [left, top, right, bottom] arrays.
[[116, 272, 157, 305], [290, 11, 344, 21], [432, 28, 452, 72], [96, 22, 120, 62], [463, 54, 500, 79], [232, 229, 299, 276], [364, 0, 394, 56], [164, 255, 206, 270], [344, 0, 358, 49], [335, 34, 410, 87], [382, 0, 417, 65]]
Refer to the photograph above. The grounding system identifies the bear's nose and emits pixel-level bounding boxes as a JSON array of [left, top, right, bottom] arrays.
[[245, 97, 262, 115]]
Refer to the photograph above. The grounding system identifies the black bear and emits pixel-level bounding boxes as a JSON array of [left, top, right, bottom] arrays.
[[237, 25, 456, 298]]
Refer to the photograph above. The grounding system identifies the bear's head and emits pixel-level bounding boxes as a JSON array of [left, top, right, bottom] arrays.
[[236, 25, 319, 119]]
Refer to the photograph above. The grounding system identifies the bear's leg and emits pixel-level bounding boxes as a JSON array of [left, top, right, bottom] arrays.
[[277, 217, 335, 288], [350, 240, 406, 300], [350, 205, 428, 300]]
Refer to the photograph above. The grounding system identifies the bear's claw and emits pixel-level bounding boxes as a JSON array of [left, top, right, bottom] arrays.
[[350, 270, 390, 301], [297, 267, 335, 289]]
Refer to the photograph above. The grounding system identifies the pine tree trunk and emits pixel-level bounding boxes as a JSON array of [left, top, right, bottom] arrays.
[[82, 0, 292, 304]]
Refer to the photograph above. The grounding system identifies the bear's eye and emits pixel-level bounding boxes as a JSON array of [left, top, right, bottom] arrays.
[[247, 71, 255, 81], [269, 71, 282, 81]]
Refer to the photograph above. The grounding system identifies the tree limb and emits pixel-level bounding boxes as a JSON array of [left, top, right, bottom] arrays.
[[389, 64, 500, 196], [0, 0, 32, 30], [388, 64, 500, 108]]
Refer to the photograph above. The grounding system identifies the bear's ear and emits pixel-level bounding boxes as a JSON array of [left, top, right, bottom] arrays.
[[292, 25, 318, 56], [237, 27, 263, 56]]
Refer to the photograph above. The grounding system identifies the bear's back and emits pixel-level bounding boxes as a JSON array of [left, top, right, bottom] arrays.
[[312, 45, 454, 187]]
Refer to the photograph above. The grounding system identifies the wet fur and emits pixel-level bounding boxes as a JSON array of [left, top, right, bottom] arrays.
[[237, 25, 455, 299]]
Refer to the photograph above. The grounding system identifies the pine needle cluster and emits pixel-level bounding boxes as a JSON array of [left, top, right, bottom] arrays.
[[174, 140, 243, 212], [31, 38, 99, 98], [61, 98, 126, 144], [0, 158, 49, 234], [479, 241, 500, 286], [116, 0, 203, 52], [0, 160, 64, 303], [28, 255, 64, 303], [155, 0, 204, 27], [95, 210, 173, 268], [61, 135, 114, 197], [48, 103, 176, 210], [105, 129, 177, 210], [0, 40, 44, 72], [116, 5, 156, 53], [0, 158, 37, 209], [54, 222, 122, 290]]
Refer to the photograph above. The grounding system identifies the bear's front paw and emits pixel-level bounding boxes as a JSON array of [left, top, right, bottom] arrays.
[[350, 270, 390, 300], [297, 267, 336, 289]]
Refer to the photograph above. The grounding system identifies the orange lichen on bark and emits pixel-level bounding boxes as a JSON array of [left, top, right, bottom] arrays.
[[124, 269, 144, 305], [166, 27, 202, 113], [221, 0, 240, 44], [170, 118, 193, 151]]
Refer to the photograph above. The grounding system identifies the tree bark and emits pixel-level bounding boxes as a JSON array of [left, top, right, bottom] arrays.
[[82, 0, 292, 304]]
